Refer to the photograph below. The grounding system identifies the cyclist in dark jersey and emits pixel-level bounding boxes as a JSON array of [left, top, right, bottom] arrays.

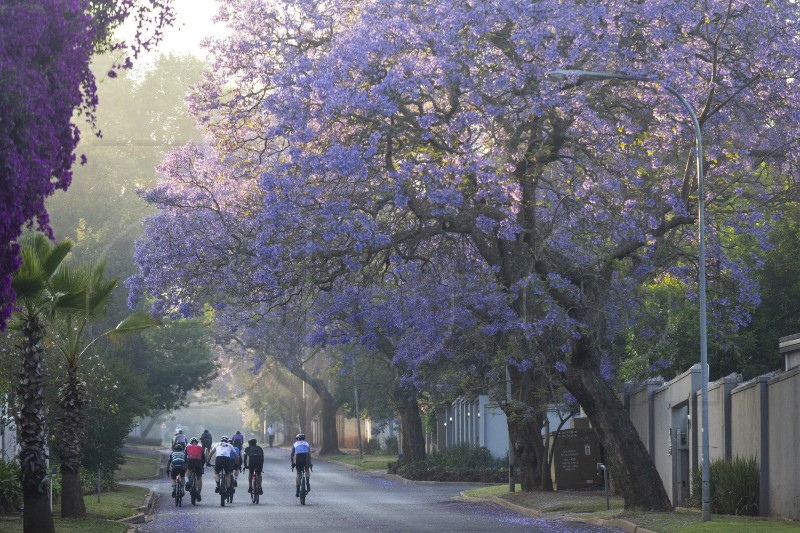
[[243, 438, 265, 494]]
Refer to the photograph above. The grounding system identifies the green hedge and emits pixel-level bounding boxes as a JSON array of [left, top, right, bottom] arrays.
[[396, 444, 508, 483]]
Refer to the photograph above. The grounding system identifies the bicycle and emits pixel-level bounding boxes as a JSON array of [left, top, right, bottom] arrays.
[[219, 467, 234, 506], [186, 469, 200, 506], [249, 468, 262, 504], [173, 472, 185, 507], [293, 464, 310, 505]]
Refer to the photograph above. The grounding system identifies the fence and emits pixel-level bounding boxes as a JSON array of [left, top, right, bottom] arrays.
[[624, 332, 800, 519]]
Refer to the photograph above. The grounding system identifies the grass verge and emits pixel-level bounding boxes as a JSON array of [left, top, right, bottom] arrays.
[[464, 485, 799, 532], [324, 453, 397, 470], [620, 511, 799, 533], [0, 484, 146, 533], [117, 448, 161, 480]]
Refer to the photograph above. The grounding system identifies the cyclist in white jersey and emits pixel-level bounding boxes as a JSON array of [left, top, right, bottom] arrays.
[[206, 436, 239, 493], [290, 433, 312, 496]]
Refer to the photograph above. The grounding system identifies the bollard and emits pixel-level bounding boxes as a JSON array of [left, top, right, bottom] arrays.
[[597, 463, 609, 510]]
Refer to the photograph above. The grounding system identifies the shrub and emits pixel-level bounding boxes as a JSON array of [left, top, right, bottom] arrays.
[[690, 455, 759, 516], [384, 435, 398, 455], [0, 459, 21, 512], [80, 466, 118, 495], [396, 444, 508, 483], [364, 438, 382, 454]]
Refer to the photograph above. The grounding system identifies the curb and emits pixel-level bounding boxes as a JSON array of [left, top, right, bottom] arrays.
[[460, 492, 542, 517], [121, 489, 157, 531]]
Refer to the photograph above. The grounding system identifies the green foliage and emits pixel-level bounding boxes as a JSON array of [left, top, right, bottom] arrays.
[[620, 275, 699, 382], [734, 203, 800, 378], [423, 406, 438, 436], [333, 346, 396, 421], [364, 438, 382, 454], [0, 459, 21, 512], [80, 467, 117, 495], [396, 444, 507, 482], [119, 319, 218, 413], [420, 444, 502, 470], [81, 356, 149, 475], [690, 456, 760, 516], [383, 435, 398, 455]]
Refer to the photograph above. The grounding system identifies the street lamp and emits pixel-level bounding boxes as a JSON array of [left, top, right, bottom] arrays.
[[548, 69, 710, 521]]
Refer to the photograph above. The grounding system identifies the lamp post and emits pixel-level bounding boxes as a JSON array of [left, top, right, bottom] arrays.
[[548, 69, 710, 521]]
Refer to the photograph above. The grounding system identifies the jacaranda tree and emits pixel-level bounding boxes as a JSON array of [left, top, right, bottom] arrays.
[[132, 0, 800, 510], [0, 0, 175, 332]]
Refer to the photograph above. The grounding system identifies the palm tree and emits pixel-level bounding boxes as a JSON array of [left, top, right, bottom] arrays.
[[10, 233, 73, 533], [48, 260, 159, 517]]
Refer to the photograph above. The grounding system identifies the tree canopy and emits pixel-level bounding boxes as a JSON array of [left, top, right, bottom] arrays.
[[131, 0, 800, 510]]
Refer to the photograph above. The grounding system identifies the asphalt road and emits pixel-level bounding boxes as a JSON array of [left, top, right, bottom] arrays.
[[130, 446, 621, 532]]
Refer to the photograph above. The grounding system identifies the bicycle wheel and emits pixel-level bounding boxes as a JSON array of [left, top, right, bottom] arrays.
[[188, 474, 196, 506], [220, 483, 226, 507], [299, 475, 306, 505]]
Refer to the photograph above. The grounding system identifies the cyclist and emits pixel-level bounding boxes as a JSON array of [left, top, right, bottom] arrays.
[[167, 442, 188, 498], [230, 431, 245, 486], [290, 433, 312, 497], [172, 428, 187, 450], [185, 437, 206, 501], [200, 429, 213, 457], [206, 436, 239, 494], [243, 438, 264, 495]]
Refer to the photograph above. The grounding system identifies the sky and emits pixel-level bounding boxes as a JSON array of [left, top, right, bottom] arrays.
[[117, 0, 226, 64]]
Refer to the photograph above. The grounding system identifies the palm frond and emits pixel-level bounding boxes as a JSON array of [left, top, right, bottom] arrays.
[[107, 312, 162, 344]]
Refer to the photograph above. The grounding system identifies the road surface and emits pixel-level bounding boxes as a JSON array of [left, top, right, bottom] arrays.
[[130, 446, 621, 532]]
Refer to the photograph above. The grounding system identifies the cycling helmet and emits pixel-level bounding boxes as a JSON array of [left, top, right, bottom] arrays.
[[296, 433, 305, 440], [174, 442, 185, 451], [190, 438, 199, 444], [221, 436, 229, 443], [178, 429, 183, 434]]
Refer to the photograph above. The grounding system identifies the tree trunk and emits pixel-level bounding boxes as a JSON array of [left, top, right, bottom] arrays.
[[61, 471, 84, 517], [502, 365, 551, 491], [560, 361, 672, 511], [392, 385, 426, 463], [58, 366, 87, 518], [291, 367, 341, 454], [140, 411, 164, 438], [504, 401, 549, 491], [507, 415, 539, 491], [319, 395, 340, 455], [17, 316, 55, 533]]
